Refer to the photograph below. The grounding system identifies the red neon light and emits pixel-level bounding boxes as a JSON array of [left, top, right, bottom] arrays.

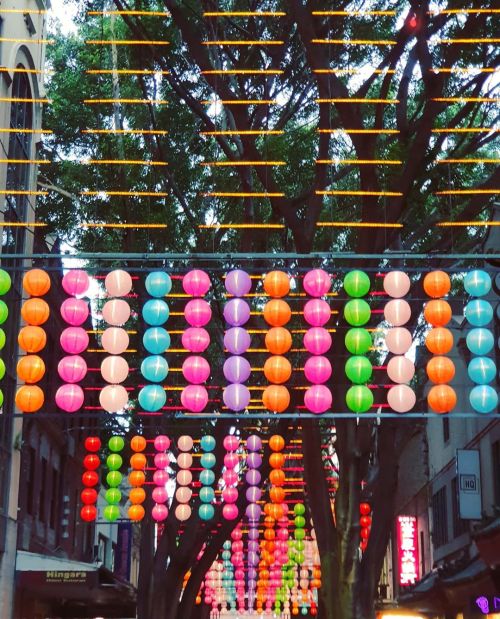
[[397, 515, 419, 586]]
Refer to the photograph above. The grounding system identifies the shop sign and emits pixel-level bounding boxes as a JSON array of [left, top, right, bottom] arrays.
[[397, 515, 418, 586], [456, 449, 482, 519]]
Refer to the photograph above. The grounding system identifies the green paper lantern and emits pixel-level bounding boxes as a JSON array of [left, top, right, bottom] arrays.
[[346, 385, 374, 413], [0, 389, 3, 408], [0, 329, 5, 351], [106, 470, 122, 488], [294, 528, 305, 541], [294, 515, 306, 528], [0, 359, 5, 381], [0, 301, 8, 325], [108, 436, 124, 452], [105, 488, 121, 505], [0, 270, 11, 296], [106, 453, 122, 471], [295, 551, 305, 564], [345, 328, 372, 355], [103, 504, 120, 522], [344, 299, 371, 326], [343, 270, 370, 298], [345, 356, 372, 384], [294, 503, 305, 516]]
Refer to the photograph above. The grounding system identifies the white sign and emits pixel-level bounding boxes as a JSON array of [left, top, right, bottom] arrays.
[[456, 449, 482, 519]]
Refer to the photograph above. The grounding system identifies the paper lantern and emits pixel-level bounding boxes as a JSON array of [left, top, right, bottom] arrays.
[[184, 299, 212, 327], [424, 300, 452, 327], [303, 299, 330, 327], [109, 436, 125, 452], [145, 271, 172, 297], [466, 328, 494, 356], [464, 270, 491, 297], [387, 385, 416, 413], [102, 299, 131, 326], [60, 327, 88, 355], [346, 385, 373, 413], [264, 356, 292, 384], [142, 299, 169, 326], [223, 383, 250, 411], [224, 356, 251, 383], [18, 325, 47, 353], [224, 298, 250, 327], [303, 327, 331, 355], [304, 385, 332, 414], [383, 271, 411, 298], [425, 327, 453, 355], [106, 488, 121, 504], [21, 298, 50, 326], [225, 269, 252, 296], [182, 355, 210, 384], [345, 328, 372, 355], [0, 329, 5, 350], [62, 269, 89, 296], [387, 356, 415, 384], [60, 298, 89, 326], [343, 270, 370, 298], [465, 299, 493, 327], [182, 327, 209, 353], [138, 384, 166, 411], [100, 327, 128, 355], [469, 385, 498, 414], [81, 505, 97, 522], [130, 435, 147, 452], [262, 385, 290, 413], [15, 385, 44, 413], [0, 269, 11, 295], [83, 455, 100, 471], [57, 355, 87, 383], [99, 384, 128, 413], [183, 269, 211, 296], [224, 327, 251, 355], [23, 269, 51, 297], [468, 357, 496, 385], [141, 355, 168, 382], [81, 487, 98, 503], [143, 327, 170, 354], [385, 328, 412, 354], [17, 355, 45, 383], [303, 356, 332, 384], [344, 299, 370, 326], [101, 355, 129, 384], [103, 505, 120, 522], [82, 470, 99, 487], [427, 384, 456, 414], [181, 384, 208, 412], [55, 384, 84, 412], [384, 299, 411, 326], [265, 327, 292, 355], [263, 299, 291, 327], [84, 436, 101, 452], [105, 269, 132, 296], [154, 435, 170, 451], [345, 356, 372, 384], [426, 356, 456, 384], [303, 269, 331, 297], [423, 271, 450, 298], [264, 271, 290, 298], [153, 504, 169, 521]]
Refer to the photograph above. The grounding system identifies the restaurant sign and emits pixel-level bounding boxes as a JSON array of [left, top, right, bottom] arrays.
[[397, 515, 419, 586]]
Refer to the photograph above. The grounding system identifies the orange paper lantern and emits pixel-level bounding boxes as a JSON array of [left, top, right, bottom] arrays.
[[129, 470, 146, 487], [130, 453, 147, 470], [130, 435, 147, 452], [423, 270, 451, 298], [128, 504, 145, 521], [424, 300, 452, 327], [425, 327, 453, 355], [23, 269, 51, 297], [16, 355, 46, 383], [270, 487, 285, 503], [265, 327, 292, 354], [15, 384, 44, 413], [18, 325, 47, 353], [269, 435, 285, 452], [269, 452, 285, 469], [129, 487, 146, 504], [263, 299, 291, 327], [262, 385, 290, 413], [269, 469, 285, 486], [263, 271, 290, 298], [21, 298, 50, 326], [263, 356, 292, 384], [428, 384, 457, 414], [426, 356, 456, 384]]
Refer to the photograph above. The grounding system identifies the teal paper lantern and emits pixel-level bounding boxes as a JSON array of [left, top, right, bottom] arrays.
[[200, 435, 216, 452], [142, 299, 169, 326], [464, 270, 491, 297], [466, 328, 494, 355], [468, 357, 496, 385], [346, 385, 374, 413], [143, 327, 170, 354], [469, 385, 498, 414], [199, 486, 215, 503], [198, 503, 215, 521], [199, 469, 215, 485], [141, 355, 169, 382], [465, 299, 493, 327], [138, 384, 166, 411], [145, 271, 172, 297], [200, 452, 216, 469], [344, 299, 371, 326], [343, 270, 370, 298]]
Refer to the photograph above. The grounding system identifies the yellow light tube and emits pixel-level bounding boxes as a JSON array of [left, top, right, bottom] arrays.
[[83, 99, 168, 104], [80, 191, 170, 197], [437, 221, 500, 227], [203, 11, 286, 16], [199, 223, 285, 229], [439, 38, 500, 44], [435, 189, 499, 195], [85, 40, 170, 45], [314, 69, 395, 74], [82, 223, 168, 228], [429, 8, 500, 14], [0, 8, 47, 13], [0, 222, 46, 227], [312, 10, 396, 16], [201, 161, 285, 166], [0, 128, 52, 134], [83, 160, 168, 166], [437, 159, 499, 164], [87, 10, 170, 16], [0, 37, 53, 44], [202, 192, 285, 197], [0, 159, 49, 164], [312, 39, 396, 45], [317, 222, 403, 228], [86, 69, 170, 75], [433, 97, 499, 103], [200, 130, 284, 135], [0, 190, 47, 196], [202, 40, 284, 45], [0, 67, 53, 74], [318, 128, 399, 134], [202, 69, 283, 75], [316, 98, 399, 104], [432, 128, 498, 133], [316, 190, 403, 196], [0, 97, 50, 103], [316, 159, 402, 165], [82, 129, 168, 135], [202, 99, 277, 105], [432, 67, 497, 73]]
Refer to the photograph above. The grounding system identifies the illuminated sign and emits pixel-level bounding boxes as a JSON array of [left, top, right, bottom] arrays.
[[397, 515, 419, 586]]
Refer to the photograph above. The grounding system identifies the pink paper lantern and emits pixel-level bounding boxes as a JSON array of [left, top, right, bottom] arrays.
[[101, 355, 129, 384], [385, 327, 412, 355], [105, 269, 133, 297], [62, 270, 90, 296], [99, 384, 128, 413], [182, 356, 210, 384], [387, 384, 416, 413], [223, 470, 238, 486], [182, 327, 210, 353], [153, 470, 168, 486], [303, 299, 331, 327], [60, 327, 89, 354], [384, 299, 411, 326], [223, 435, 239, 451], [304, 384, 332, 414], [57, 355, 87, 383], [224, 453, 239, 469], [303, 327, 332, 355], [383, 271, 411, 298], [102, 299, 131, 326], [154, 435, 170, 451], [60, 298, 89, 326], [152, 504, 168, 522], [303, 269, 331, 297], [180, 384, 208, 412], [222, 504, 238, 520], [55, 383, 84, 412], [152, 487, 168, 503], [183, 269, 211, 297], [386, 356, 415, 384], [184, 299, 212, 327], [101, 327, 129, 354], [222, 487, 238, 503], [304, 356, 332, 384], [154, 453, 169, 469]]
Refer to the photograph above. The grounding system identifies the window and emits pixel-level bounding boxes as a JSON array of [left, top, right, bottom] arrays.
[[493, 440, 500, 507], [39, 457, 47, 522], [431, 486, 448, 548], [25, 446, 36, 516], [451, 477, 468, 538], [442, 417, 450, 443], [49, 467, 59, 530]]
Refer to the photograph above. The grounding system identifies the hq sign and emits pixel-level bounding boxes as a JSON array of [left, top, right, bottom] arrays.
[[397, 516, 419, 586]]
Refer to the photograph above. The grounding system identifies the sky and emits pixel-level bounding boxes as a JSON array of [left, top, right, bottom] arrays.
[[49, 0, 78, 34]]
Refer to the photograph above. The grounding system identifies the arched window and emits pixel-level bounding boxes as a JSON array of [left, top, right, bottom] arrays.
[[3, 65, 34, 253]]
